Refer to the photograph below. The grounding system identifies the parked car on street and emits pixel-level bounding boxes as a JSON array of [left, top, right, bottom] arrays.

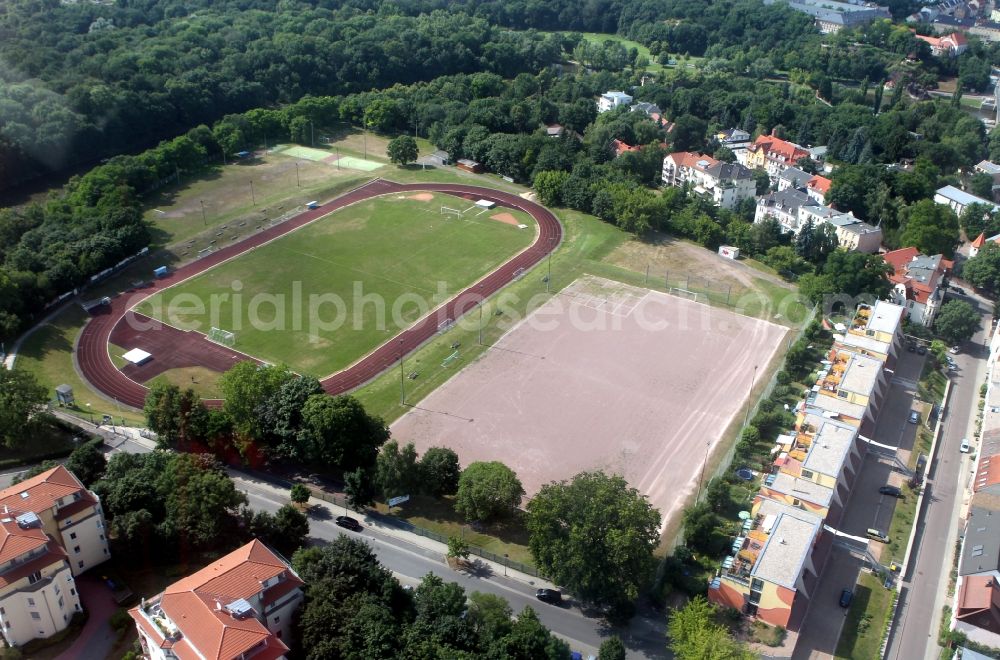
[[960, 438, 971, 453], [866, 528, 890, 543], [839, 588, 853, 608], [536, 588, 562, 604], [879, 485, 902, 497], [908, 411, 919, 424], [949, 346, 960, 354], [335, 516, 362, 531], [917, 345, 927, 355]]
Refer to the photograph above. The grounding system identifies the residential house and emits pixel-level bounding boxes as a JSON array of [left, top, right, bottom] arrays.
[[597, 91, 633, 113], [914, 31, 970, 55], [743, 133, 812, 181], [709, 498, 825, 630], [544, 124, 565, 138], [935, 185, 1000, 216], [778, 167, 813, 191], [662, 152, 756, 209], [754, 189, 816, 234], [611, 139, 641, 157], [806, 175, 832, 204], [970, 232, 1000, 258], [630, 101, 660, 115], [130, 539, 304, 660], [427, 150, 451, 166], [0, 466, 110, 576], [883, 247, 953, 326], [835, 301, 906, 364], [764, 0, 891, 33], [827, 214, 883, 253], [456, 159, 483, 174], [0, 515, 82, 648], [717, 128, 752, 149], [954, 494, 1000, 647]]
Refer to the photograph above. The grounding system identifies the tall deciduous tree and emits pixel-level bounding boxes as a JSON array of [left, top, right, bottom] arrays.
[[298, 394, 388, 472], [598, 636, 627, 660], [455, 461, 524, 522], [898, 199, 959, 258], [526, 471, 660, 614], [376, 440, 421, 499], [667, 596, 757, 660], [219, 362, 295, 443], [0, 369, 47, 449], [964, 242, 1000, 292], [387, 135, 419, 165], [934, 299, 980, 345], [65, 438, 107, 487], [420, 447, 462, 497]]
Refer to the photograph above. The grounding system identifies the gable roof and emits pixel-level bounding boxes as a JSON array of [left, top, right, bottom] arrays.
[[133, 540, 301, 660], [750, 134, 810, 163], [956, 574, 1000, 634], [882, 248, 952, 305], [807, 174, 832, 195], [961, 506, 1000, 576], [975, 454, 1000, 493], [0, 465, 94, 518]]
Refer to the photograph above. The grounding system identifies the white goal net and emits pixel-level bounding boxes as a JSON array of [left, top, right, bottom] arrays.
[[207, 327, 236, 347], [668, 287, 699, 303]]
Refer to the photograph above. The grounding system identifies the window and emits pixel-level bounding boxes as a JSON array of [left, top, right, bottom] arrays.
[[801, 469, 814, 479], [30, 612, 40, 621], [77, 561, 84, 569], [749, 590, 761, 605], [58, 597, 64, 609], [27, 598, 35, 607], [792, 498, 801, 507], [99, 534, 105, 541], [73, 546, 80, 554], [54, 585, 60, 596], [0, 607, 5, 615], [28, 571, 41, 585], [70, 589, 75, 596], [273, 615, 280, 624], [751, 578, 764, 591], [69, 532, 76, 540]]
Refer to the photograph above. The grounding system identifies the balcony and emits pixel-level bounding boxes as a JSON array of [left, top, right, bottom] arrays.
[[138, 598, 181, 642]]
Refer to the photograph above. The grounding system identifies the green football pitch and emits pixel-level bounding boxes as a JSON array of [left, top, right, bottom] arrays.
[[135, 194, 536, 376]]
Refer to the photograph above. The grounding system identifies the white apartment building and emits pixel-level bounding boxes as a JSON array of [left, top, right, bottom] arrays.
[[662, 152, 756, 209]]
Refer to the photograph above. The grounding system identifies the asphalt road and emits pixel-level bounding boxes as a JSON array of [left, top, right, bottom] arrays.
[[886, 292, 991, 660], [236, 479, 668, 659]]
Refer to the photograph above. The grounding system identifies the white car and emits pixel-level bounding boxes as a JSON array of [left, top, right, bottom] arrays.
[[960, 438, 971, 453], [949, 346, 960, 355]]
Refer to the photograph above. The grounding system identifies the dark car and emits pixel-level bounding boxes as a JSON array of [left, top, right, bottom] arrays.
[[536, 588, 562, 604], [907, 343, 916, 353], [335, 516, 362, 532], [917, 345, 927, 355], [879, 485, 902, 497], [839, 588, 853, 608], [908, 411, 919, 424]]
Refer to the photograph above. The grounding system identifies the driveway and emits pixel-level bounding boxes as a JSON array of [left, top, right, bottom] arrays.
[[57, 573, 118, 660]]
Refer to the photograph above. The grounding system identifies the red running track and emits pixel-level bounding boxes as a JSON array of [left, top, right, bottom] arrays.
[[76, 179, 563, 409]]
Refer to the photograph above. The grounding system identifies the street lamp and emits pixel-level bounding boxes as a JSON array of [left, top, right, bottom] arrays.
[[503, 553, 509, 577], [546, 237, 555, 293], [86, 403, 93, 425], [200, 199, 207, 226], [250, 180, 256, 207], [295, 162, 300, 187], [743, 364, 759, 427]]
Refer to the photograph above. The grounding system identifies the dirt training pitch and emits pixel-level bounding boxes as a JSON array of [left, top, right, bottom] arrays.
[[390, 276, 788, 527]]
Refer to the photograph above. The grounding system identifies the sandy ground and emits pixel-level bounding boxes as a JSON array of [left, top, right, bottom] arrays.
[[490, 212, 520, 226], [391, 276, 788, 527], [408, 193, 435, 202]]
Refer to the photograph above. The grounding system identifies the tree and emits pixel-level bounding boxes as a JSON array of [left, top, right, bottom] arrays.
[[934, 300, 980, 345], [376, 440, 421, 499], [290, 483, 311, 505], [526, 472, 660, 613], [345, 467, 377, 509], [65, 438, 107, 487], [447, 536, 470, 562], [533, 170, 570, 206], [599, 636, 627, 660], [387, 135, 419, 166], [455, 461, 524, 522], [219, 363, 295, 443], [0, 369, 47, 449], [298, 395, 388, 472], [667, 596, 756, 660], [489, 606, 571, 659], [420, 447, 461, 497], [258, 375, 322, 459], [898, 200, 959, 258], [964, 242, 1000, 292]]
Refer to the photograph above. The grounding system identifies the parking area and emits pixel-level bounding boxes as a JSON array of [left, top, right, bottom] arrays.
[[792, 544, 864, 659]]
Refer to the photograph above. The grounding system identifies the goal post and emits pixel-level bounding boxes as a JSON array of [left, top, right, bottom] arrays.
[[207, 327, 236, 347], [668, 287, 699, 303], [440, 206, 462, 217]]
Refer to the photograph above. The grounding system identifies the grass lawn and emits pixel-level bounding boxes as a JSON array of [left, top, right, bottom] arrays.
[[375, 495, 534, 566], [136, 195, 536, 377], [884, 481, 920, 564], [836, 572, 894, 659]]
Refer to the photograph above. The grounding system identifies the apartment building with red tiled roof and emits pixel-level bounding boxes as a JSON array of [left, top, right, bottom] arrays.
[[0, 465, 109, 576], [882, 247, 952, 327], [743, 133, 811, 181], [130, 539, 304, 660], [0, 513, 83, 648]]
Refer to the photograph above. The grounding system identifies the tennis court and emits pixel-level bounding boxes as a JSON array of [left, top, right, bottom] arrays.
[[274, 144, 333, 161], [333, 155, 384, 171]]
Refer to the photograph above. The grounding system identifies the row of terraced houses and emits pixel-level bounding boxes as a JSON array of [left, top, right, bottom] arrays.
[[708, 300, 906, 630]]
